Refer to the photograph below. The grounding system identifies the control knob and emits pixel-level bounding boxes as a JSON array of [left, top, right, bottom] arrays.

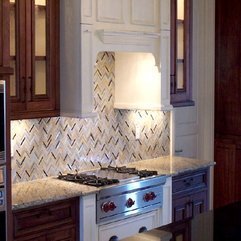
[[144, 192, 157, 202], [101, 201, 117, 213], [126, 198, 135, 208]]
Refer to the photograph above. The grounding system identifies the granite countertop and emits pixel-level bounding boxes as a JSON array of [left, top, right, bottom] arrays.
[[12, 155, 214, 210], [126, 155, 214, 176], [12, 177, 99, 210]]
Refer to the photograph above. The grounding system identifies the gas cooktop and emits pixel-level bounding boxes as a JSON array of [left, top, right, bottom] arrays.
[[58, 165, 158, 187]]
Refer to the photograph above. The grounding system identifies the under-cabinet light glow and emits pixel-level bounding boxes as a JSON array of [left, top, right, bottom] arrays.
[[115, 52, 161, 110]]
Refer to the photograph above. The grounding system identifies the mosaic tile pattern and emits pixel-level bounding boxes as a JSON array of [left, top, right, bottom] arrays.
[[11, 52, 170, 183]]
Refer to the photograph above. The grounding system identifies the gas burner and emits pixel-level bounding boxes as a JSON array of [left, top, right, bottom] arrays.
[[137, 170, 158, 178], [58, 173, 119, 187], [101, 166, 158, 178], [101, 166, 136, 174]]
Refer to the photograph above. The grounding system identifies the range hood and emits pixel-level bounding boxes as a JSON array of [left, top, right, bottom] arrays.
[[93, 29, 172, 111], [60, 0, 172, 118]]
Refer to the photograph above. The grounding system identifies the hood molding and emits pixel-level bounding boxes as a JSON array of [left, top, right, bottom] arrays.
[[95, 29, 161, 69]]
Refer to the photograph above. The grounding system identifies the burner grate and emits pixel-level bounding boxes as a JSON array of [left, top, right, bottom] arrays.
[[101, 166, 158, 178], [58, 173, 119, 187]]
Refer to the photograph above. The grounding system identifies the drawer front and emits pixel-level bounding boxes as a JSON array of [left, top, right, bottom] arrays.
[[46, 227, 76, 241], [14, 198, 78, 238], [99, 210, 160, 241], [172, 169, 208, 195]]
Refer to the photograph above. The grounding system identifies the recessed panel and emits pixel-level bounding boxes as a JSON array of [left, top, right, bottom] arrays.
[[81, 0, 93, 23], [97, 0, 124, 24], [131, 0, 157, 26]]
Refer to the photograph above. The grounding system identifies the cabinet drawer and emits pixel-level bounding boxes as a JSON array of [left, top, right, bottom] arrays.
[[47, 227, 76, 241], [172, 169, 208, 195], [99, 210, 160, 241], [14, 198, 78, 238]]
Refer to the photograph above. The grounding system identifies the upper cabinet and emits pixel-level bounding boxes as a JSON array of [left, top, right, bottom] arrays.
[[9, 0, 59, 120], [170, 0, 194, 107], [0, 0, 12, 75], [81, 0, 165, 31], [60, 0, 172, 118]]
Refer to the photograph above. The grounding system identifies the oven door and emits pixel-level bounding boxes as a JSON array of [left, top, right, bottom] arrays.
[[0, 80, 6, 165]]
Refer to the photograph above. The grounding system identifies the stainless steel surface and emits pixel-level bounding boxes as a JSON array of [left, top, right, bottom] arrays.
[[97, 175, 166, 223], [85, 169, 140, 183]]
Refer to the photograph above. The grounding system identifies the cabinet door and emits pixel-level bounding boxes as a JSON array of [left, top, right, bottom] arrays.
[[191, 191, 208, 217], [170, 221, 191, 241], [9, 0, 59, 119], [96, 0, 124, 24], [214, 139, 236, 208], [173, 106, 198, 158], [130, 0, 159, 27], [173, 195, 189, 222], [0, 0, 10, 69], [46, 227, 76, 241], [23, 236, 46, 241], [170, 0, 193, 106], [173, 191, 208, 222]]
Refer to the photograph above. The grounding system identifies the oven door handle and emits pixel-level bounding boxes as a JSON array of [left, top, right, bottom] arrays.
[[109, 235, 119, 241]]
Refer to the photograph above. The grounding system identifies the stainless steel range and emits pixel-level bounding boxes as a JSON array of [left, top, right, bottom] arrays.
[[58, 166, 172, 241], [96, 173, 166, 224]]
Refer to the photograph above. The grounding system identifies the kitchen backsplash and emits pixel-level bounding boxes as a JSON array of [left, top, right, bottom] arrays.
[[11, 52, 170, 183]]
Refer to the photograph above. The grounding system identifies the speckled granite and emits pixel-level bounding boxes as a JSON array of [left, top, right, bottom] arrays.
[[12, 177, 98, 210], [12, 156, 215, 210], [127, 156, 215, 176]]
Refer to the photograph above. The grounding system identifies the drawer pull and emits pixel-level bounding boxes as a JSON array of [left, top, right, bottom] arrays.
[[175, 149, 183, 153], [139, 226, 147, 233], [36, 209, 52, 218], [109, 235, 119, 241], [183, 178, 194, 187]]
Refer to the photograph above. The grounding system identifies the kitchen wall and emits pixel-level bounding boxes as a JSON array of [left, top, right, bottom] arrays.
[[11, 52, 170, 183]]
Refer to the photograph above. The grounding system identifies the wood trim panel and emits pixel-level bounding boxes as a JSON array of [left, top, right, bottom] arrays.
[[170, 0, 193, 106]]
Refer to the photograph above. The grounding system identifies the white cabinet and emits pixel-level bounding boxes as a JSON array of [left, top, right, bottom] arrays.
[[81, 0, 163, 31], [60, 0, 172, 118], [172, 106, 198, 158], [60, 1, 96, 118], [99, 210, 160, 241], [97, 0, 125, 24]]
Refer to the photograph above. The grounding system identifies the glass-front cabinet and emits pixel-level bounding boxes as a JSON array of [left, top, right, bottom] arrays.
[[9, 0, 59, 119], [170, 0, 193, 106]]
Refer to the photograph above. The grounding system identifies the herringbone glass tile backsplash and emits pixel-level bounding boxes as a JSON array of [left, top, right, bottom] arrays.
[[11, 52, 170, 183]]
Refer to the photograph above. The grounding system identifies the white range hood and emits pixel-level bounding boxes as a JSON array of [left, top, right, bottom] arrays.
[[60, 0, 172, 118]]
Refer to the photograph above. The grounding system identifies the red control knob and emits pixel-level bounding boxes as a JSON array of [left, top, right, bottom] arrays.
[[144, 193, 151, 202], [101, 201, 117, 213], [126, 198, 135, 208], [101, 202, 110, 212], [150, 192, 157, 200], [144, 192, 157, 202], [109, 201, 117, 211]]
